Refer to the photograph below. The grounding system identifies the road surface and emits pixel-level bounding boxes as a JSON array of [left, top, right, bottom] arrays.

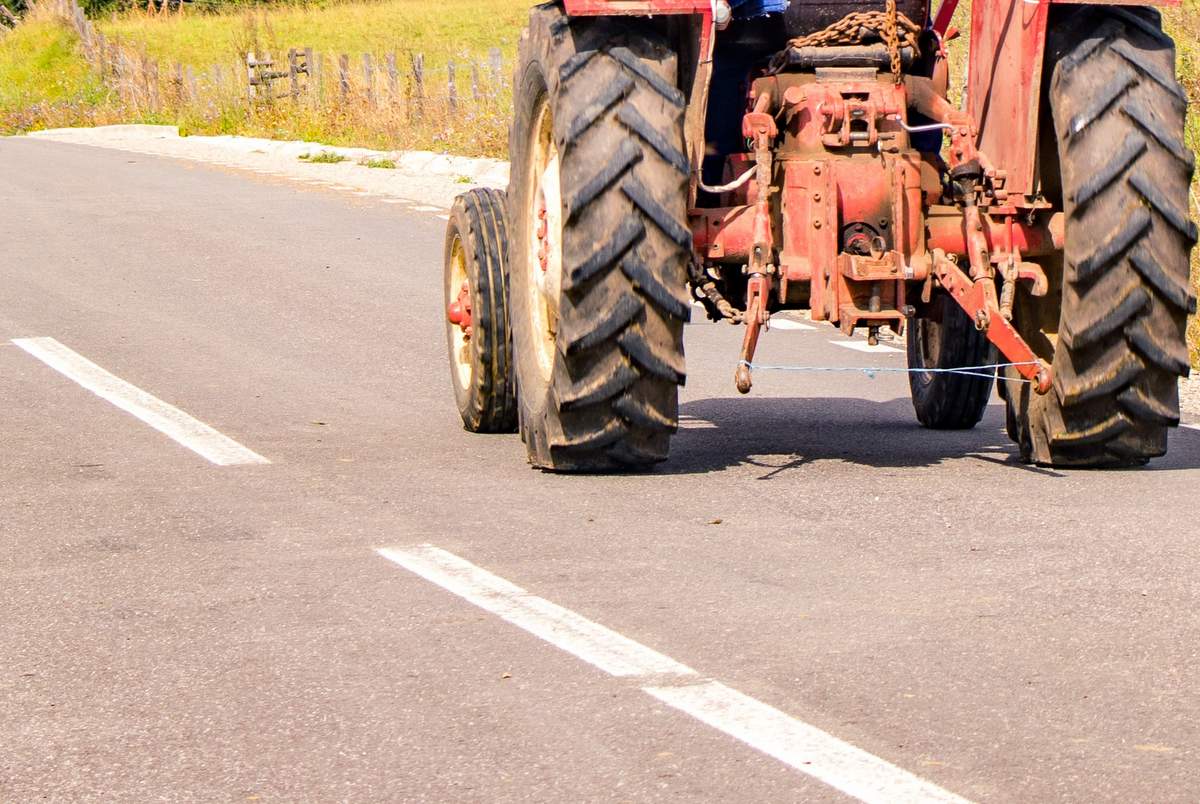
[[3, 138, 1199, 802]]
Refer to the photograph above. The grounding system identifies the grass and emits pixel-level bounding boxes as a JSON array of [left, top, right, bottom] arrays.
[[98, 0, 528, 72], [360, 156, 396, 168], [1, 0, 525, 154], [90, 0, 527, 153], [299, 149, 346, 162], [0, 9, 108, 130]]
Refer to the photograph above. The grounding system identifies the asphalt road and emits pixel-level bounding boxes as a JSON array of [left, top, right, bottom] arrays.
[[3, 138, 1199, 803]]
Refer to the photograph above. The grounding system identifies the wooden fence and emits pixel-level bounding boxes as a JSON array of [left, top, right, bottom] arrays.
[[47, 0, 510, 121]]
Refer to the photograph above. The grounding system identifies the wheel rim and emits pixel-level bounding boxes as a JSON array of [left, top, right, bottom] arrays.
[[524, 96, 563, 385], [446, 234, 472, 390]]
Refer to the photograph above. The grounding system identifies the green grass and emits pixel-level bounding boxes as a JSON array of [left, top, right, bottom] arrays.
[[77, 0, 524, 154], [0, 14, 108, 132], [360, 156, 396, 168], [98, 0, 528, 71], [299, 149, 346, 162]]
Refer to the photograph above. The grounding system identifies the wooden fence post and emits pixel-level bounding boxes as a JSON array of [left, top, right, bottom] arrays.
[[261, 51, 272, 103], [338, 53, 350, 102], [246, 51, 257, 102], [385, 52, 399, 102], [313, 53, 326, 107], [288, 48, 300, 99], [362, 53, 375, 106], [447, 61, 457, 111], [95, 33, 107, 77], [147, 59, 160, 111], [408, 52, 424, 120]]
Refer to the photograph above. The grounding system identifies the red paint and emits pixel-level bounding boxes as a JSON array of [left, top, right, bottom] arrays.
[[931, 0, 959, 34], [926, 210, 1063, 256], [447, 280, 472, 337], [932, 250, 1052, 391]]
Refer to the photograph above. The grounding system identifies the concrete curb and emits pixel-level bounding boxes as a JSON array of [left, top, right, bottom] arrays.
[[25, 125, 512, 187]]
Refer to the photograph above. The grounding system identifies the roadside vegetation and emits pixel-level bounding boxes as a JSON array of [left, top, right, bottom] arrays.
[[0, 3, 106, 129], [1, 0, 1196, 364], [1, 0, 525, 153]]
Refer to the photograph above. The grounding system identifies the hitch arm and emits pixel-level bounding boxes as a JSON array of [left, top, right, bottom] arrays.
[[931, 250, 1053, 394]]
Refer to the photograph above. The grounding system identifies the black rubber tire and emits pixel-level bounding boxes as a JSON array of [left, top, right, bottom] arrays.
[[443, 188, 517, 433], [508, 4, 691, 471], [1004, 7, 1197, 467], [907, 293, 995, 429]]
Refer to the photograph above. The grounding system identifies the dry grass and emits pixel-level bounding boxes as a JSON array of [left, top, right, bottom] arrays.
[[1163, 1, 1200, 368], [0, 7, 108, 130], [92, 0, 525, 153], [1, 0, 521, 154], [98, 0, 528, 72]]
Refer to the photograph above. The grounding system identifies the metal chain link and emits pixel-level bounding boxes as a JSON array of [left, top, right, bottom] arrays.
[[772, 4, 921, 82]]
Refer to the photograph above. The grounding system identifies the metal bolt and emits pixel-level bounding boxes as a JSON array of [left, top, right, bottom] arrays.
[[813, 165, 822, 175], [813, 192, 821, 202], [813, 219, 823, 229]]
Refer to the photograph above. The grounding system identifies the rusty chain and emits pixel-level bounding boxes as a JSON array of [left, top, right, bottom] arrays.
[[770, 2, 921, 82]]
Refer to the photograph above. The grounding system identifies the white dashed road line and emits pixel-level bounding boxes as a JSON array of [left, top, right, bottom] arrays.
[[770, 318, 816, 331], [377, 544, 972, 804], [377, 545, 694, 678], [13, 337, 269, 466], [645, 681, 970, 804], [831, 340, 903, 354]]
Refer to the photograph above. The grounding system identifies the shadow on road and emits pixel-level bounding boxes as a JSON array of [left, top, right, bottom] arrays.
[[663, 396, 1200, 477]]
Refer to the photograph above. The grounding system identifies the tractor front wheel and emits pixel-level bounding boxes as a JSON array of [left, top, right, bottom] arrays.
[[444, 188, 517, 433], [507, 5, 692, 471], [907, 293, 995, 430]]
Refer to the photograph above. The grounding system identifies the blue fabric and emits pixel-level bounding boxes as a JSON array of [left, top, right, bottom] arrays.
[[729, 0, 786, 18]]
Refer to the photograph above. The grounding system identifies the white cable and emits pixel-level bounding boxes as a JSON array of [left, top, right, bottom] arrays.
[[698, 164, 758, 194]]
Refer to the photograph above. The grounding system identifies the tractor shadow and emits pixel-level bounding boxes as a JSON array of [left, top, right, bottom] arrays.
[[662, 397, 1200, 477]]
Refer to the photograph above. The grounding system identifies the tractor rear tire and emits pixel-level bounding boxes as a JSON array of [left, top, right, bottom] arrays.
[[507, 4, 691, 471], [907, 293, 995, 430], [1005, 7, 1197, 466], [444, 188, 517, 433]]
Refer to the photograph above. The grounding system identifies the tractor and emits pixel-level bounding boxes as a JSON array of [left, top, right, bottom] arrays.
[[443, 0, 1196, 471]]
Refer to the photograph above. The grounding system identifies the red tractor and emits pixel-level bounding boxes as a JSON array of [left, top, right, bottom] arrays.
[[444, 0, 1196, 470]]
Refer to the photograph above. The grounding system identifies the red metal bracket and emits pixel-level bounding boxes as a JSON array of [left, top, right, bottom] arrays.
[[931, 250, 1052, 393]]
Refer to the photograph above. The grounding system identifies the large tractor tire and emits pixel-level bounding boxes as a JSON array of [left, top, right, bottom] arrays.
[[908, 293, 996, 430], [444, 188, 518, 433], [507, 3, 692, 471], [1004, 7, 1197, 466]]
